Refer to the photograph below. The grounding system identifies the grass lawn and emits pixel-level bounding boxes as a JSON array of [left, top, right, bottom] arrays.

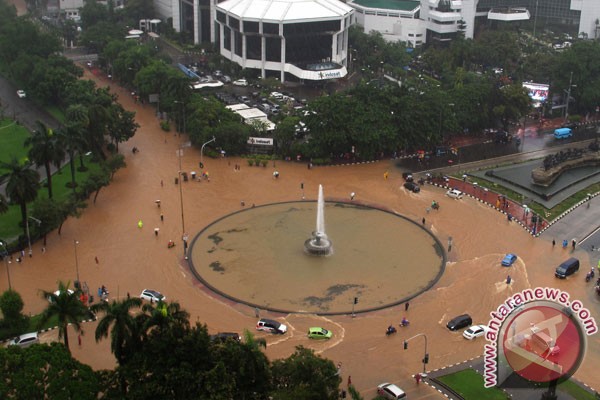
[[557, 380, 598, 400], [0, 153, 100, 243], [44, 105, 65, 124], [453, 174, 600, 222], [0, 118, 30, 173], [436, 369, 509, 400]]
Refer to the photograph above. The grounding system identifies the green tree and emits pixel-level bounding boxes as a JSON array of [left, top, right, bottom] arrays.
[[38, 281, 88, 353], [90, 297, 143, 366], [107, 105, 138, 152], [0, 290, 28, 335], [0, 157, 40, 239], [0, 343, 99, 399], [25, 121, 65, 199], [271, 346, 341, 400]]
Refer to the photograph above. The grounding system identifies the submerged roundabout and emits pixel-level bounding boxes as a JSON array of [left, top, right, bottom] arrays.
[[188, 187, 446, 315]]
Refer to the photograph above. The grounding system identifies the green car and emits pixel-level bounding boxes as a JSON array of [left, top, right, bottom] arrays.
[[307, 327, 332, 339]]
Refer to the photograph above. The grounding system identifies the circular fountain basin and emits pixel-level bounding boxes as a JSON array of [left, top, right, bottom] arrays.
[[188, 201, 445, 315]]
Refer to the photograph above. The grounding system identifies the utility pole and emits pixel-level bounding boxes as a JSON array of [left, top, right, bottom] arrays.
[[564, 71, 575, 123]]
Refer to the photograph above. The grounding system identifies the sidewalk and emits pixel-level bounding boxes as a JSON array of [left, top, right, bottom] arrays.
[[424, 356, 599, 400], [427, 176, 548, 237]]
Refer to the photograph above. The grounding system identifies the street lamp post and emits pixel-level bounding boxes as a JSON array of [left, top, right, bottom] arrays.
[[25, 216, 42, 258], [200, 136, 216, 168], [0, 240, 12, 290], [73, 240, 80, 285], [404, 333, 429, 376], [174, 100, 186, 136], [564, 71, 576, 123]]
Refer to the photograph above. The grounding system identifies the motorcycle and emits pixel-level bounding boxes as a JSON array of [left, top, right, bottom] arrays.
[[400, 319, 410, 327], [386, 326, 397, 336], [431, 201, 440, 210], [586, 269, 595, 282]]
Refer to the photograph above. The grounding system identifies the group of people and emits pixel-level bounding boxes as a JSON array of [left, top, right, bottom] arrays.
[[386, 317, 410, 335]]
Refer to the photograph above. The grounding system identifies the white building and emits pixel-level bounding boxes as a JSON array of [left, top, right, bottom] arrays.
[[349, 0, 425, 47], [213, 0, 354, 82]]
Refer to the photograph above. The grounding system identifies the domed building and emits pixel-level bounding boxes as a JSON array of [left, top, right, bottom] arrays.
[[214, 0, 354, 82]]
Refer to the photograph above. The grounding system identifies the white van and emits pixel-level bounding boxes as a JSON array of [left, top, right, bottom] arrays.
[[9, 332, 40, 348]]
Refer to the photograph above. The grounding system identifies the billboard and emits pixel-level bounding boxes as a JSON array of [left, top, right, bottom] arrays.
[[523, 82, 549, 104]]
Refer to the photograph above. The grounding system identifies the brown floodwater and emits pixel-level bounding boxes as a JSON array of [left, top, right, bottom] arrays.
[[190, 201, 444, 314], [2, 67, 599, 399]]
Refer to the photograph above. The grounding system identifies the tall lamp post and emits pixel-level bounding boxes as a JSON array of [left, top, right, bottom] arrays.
[[200, 136, 216, 168], [0, 240, 12, 290], [404, 333, 429, 376], [73, 240, 80, 286], [174, 100, 186, 136], [564, 71, 576, 123]]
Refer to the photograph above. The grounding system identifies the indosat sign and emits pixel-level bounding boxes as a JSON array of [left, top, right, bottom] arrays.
[[484, 287, 597, 388]]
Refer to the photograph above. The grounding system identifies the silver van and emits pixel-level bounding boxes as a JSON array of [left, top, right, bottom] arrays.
[[9, 332, 40, 348]]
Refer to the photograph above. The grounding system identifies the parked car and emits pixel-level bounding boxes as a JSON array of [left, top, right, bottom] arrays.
[[16, 90, 26, 98], [233, 78, 248, 86], [402, 172, 413, 182], [140, 289, 165, 302], [270, 91, 283, 99], [256, 318, 287, 334], [463, 324, 488, 340], [446, 189, 464, 199], [210, 332, 242, 342], [8, 332, 39, 348], [221, 75, 232, 83], [403, 182, 420, 193], [446, 314, 472, 331], [377, 382, 406, 399], [307, 327, 332, 339], [501, 253, 518, 266]]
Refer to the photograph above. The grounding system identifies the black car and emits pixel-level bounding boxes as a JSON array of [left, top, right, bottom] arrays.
[[446, 314, 472, 331], [402, 172, 414, 182], [210, 332, 242, 342], [403, 182, 420, 193]]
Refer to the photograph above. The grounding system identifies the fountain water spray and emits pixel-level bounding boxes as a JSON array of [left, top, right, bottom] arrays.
[[305, 184, 332, 256]]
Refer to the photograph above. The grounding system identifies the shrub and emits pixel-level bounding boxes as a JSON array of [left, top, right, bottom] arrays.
[[254, 159, 261, 166], [247, 159, 254, 166], [160, 120, 170, 131], [261, 160, 268, 167]]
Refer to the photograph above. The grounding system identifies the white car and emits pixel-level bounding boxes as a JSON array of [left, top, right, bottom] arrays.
[[8, 332, 39, 348], [48, 289, 75, 302], [232, 78, 248, 86], [270, 91, 283, 99], [463, 324, 488, 340], [17, 90, 26, 98], [140, 289, 166, 302], [377, 382, 406, 399], [446, 189, 464, 199]]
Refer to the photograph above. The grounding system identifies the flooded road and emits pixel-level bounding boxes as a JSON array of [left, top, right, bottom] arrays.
[[2, 67, 599, 398]]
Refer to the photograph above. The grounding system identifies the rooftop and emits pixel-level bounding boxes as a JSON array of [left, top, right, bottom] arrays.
[[217, 0, 354, 22], [350, 0, 419, 12]]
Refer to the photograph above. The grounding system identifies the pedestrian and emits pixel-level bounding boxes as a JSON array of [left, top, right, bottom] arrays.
[[347, 375, 352, 387], [138, 220, 143, 228], [41, 246, 46, 253], [155, 199, 161, 208], [552, 239, 555, 247], [350, 192, 355, 201], [572, 239, 576, 249], [422, 217, 425, 225], [21, 250, 25, 258], [506, 275, 512, 285], [241, 200, 245, 207], [154, 228, 159, 236], [127, 292, 130, 299], [161, 180, 163, 187], [160, 213, 164, 222], [405, 302, 410, 311], [415, 373, 421, 384], [95, 256, 99, 264], [78, 334, 82, 347], [562, 239, 568, 248], [29, 249, 32, 257], [384, 171, 389, 180]]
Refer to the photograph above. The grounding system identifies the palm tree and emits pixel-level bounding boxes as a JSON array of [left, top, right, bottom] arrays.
[[65, 104, 90, 172], [90, 297, 143, 366], [141, 301, 190, 336], [0, 193, 8, 215], [0, 157, 40, 238], [38, 281, 87, 353], [57, 124, 87, 189], [25, 121, 65, 199]]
